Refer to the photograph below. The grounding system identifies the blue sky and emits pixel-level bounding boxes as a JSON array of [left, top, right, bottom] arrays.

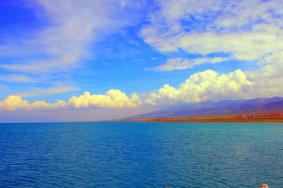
[[0, 0, 282, 122]]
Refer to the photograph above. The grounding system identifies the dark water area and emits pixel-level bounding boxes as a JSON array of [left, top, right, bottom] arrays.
[[0, 122, 282, 187]]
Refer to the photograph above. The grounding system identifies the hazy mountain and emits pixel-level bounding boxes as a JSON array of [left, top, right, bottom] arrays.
[[128, 97, 283, 120]]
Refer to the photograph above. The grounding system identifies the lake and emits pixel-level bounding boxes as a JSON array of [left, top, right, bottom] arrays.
[[0, 122, 282, 187]]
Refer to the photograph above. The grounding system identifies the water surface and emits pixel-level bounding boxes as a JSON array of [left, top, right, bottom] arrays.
[[0, 122, 282, 187]]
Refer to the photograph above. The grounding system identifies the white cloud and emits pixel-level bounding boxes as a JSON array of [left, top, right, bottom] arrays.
[[17, 84, 78, 97], [0, 0, 145, 74], [0, 69, 252, 111], [146, 69, 252, 105], [0, 75, 35, 83], [141, 0, 283, 98], [152, 57, 229, 71], [247, 51, 283, 98], [142, 26, 282, 61], [69, 89, 141, 108], [1, 0, 283, 113], [0, 89, 141, 111], [0, 95, 67, 111]]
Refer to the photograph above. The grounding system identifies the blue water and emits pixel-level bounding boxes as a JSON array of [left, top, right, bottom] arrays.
[[0, 122, 283, 188]]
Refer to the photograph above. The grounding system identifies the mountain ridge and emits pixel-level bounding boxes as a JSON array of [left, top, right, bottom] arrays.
[[126, 97, 283, 121]]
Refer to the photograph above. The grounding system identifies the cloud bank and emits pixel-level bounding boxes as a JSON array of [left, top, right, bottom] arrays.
[[0, 95, 67, 111], [0, 69, 251, 111], [0, 89, 141, 111]]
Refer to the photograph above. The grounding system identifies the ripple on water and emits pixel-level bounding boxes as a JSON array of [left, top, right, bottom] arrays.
[[0, 122, 282, 187]]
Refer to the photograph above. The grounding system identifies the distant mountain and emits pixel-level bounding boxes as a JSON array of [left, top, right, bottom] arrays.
[[128, 97, 283, 120]]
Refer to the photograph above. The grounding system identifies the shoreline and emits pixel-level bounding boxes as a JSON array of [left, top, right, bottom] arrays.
[[126, 114, 283, 123]]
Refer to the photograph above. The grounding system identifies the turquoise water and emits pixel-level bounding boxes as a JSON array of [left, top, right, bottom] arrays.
[[0, 122, 282, 187]]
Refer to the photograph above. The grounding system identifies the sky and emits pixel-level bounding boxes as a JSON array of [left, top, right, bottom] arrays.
[[0, 0, 283, 122]]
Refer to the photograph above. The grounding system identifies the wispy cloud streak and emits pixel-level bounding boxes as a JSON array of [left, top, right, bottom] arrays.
[[0, 0, 146, 74]]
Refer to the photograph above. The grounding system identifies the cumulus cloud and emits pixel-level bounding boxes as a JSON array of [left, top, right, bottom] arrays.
[[0, 89, 141, 111], [146, 69, 252, 105], [141, 0, 283, 97], [0, 69, 252, 111], [0, 95, 67, 111], [69, 89, 141, 108], [152, 57, 229, 71]]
